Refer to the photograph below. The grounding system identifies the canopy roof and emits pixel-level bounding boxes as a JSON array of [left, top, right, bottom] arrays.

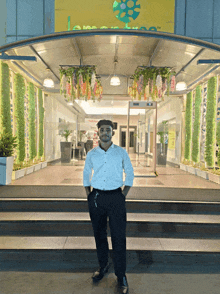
[[1, 30, 220, 113]]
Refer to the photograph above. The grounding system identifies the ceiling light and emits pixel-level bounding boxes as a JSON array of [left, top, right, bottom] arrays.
[[110, 59, 120, 86], [176, 81, 187, 91], [43, 78, 54, 88], [110, 76, 120, 86]]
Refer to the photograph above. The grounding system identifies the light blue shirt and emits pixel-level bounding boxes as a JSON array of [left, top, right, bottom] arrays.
[[83, 143, 134, 190]]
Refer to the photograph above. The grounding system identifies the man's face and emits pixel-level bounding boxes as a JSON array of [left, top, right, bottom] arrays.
[[97, 124, 114, 143]]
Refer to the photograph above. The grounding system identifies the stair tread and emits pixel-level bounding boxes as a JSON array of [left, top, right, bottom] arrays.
[[0, 212, 219, 224], [0, 236, 220, 252]]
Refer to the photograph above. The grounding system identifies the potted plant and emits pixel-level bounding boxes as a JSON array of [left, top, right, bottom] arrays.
[[0, 132, 17, 185], [60, 129, 73, 163], [157, 121, 168, 165]]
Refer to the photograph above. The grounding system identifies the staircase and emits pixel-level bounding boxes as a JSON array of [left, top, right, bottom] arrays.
[[0, 194, 220, 271]]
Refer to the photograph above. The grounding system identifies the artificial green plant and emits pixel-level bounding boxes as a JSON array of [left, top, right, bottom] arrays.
[[216, 121, 220, 167], [38, 88, 44, 158], [28, 82, 36, 160], [184, 91, 193, 161], [14, 73, 26, 163], [205, 76, 217, 167], [192, 85, 202, 163], [0, 62, 12, 137]]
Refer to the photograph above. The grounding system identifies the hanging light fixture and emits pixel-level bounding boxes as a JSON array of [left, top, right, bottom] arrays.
[[110, 59, 120, 86], [176, 81, 187, 91], [43, 78, 54, 88], [43, 68, 54, 88]]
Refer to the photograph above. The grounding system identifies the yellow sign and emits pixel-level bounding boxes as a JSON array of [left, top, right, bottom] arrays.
[[55, 0, 175, 33], [168, 131, 175, 150]]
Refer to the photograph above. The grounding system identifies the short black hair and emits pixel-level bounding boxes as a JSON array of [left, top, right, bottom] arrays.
[[97, 119, 113, 130]]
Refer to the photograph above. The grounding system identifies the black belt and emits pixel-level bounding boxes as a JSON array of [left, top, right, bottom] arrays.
[[93, 187, 121, 192]]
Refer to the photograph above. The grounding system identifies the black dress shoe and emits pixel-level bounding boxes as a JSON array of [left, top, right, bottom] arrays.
[[92, 262, 110, 282], [117, 276, 129, 294]]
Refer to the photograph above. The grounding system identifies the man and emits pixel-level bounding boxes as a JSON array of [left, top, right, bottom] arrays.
[[83, 119, 134, 294]]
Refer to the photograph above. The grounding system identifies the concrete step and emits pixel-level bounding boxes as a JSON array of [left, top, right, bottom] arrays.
[[0, 236, 220, 267], [1, 198, 220, 214], [0, 212, 220, 238]]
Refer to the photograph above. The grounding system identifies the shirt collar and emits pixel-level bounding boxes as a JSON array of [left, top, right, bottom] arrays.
[[98, 142, 114, 151]]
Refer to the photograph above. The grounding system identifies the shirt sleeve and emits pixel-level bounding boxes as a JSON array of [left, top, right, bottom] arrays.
[[122, 150, 134, 187], [83, 151, 93, 186]]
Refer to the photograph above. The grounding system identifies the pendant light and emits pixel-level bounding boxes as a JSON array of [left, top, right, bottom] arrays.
[[176, 81, 187, 91], [43, 68, 54, 88], [110, 59, 120, 86]]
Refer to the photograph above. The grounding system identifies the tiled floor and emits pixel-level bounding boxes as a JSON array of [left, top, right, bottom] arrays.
[[2, 153, 220, 294], [10, 153, 220, 189]]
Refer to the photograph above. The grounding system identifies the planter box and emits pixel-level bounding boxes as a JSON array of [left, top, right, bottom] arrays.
[[187, 166, 196, 175], [41, 161, 47, 169], [34, 163, 42, 172], [26, 166, 35, 175], [208, 172, 220, 184], [12, 167, 27, 180], [180, 163, 188, 172], [60, 142, 72, 163], [195, 168, 209, 180], [0, 156, 14, 185]]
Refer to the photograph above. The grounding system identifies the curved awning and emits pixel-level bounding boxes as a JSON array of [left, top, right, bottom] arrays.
[[1, 29, 220, 99]]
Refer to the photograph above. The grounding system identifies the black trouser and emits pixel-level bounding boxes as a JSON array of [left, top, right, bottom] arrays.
[[87, 187, 126, 279]]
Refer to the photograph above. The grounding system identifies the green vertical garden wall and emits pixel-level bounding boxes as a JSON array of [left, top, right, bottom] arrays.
[[184, 91, 193, 161], [14, 73, 26, 162], [205, 76, 217, 167], [0, 62, 12, 136], [192, 86, 202, 163], [217, 121, 220, 167], [38, 88, 44, 158], [28, 82, 36, 160]]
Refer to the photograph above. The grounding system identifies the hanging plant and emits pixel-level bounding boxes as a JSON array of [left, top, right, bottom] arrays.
[[59, 65, 100, 102], [130, 67, 175, 101]]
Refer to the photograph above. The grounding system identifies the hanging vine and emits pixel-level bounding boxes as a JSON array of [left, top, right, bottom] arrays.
[[129, 67, 175, 101], [59, 66, 102, 102]]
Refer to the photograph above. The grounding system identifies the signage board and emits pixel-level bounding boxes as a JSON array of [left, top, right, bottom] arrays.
[[168, 130, 175, 150], [55, 0, 175, 33], [130, 101, 157, 109]]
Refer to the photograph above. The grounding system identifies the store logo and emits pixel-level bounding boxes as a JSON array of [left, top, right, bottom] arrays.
[[113, 0, 141, 26], [68, 0, 157, 31]]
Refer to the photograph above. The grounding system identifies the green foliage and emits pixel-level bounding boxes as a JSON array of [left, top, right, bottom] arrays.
[[0, 62, 12, 136], [28, 82, 36, 160], [205, 76, 217, 167], [131, 67, 175, 98], [14, 73, 26, 163], [184, 91, 193, 160], [38, 88, 44, 158], [192, 86, 202, 163], [157, 120, 168, 144], [60, 130, 72, 142], [216, 121, 220, 167], [0, 132, 17, 157]]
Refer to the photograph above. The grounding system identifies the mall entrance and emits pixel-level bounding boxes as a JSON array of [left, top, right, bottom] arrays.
[[120, 126, 136, 154]]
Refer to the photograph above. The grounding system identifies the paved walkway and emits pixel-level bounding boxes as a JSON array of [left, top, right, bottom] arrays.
[[9, 154, 220, 190]]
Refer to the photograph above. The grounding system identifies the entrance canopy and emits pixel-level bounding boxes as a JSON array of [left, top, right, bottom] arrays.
[[1, 29, 220, 105]]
